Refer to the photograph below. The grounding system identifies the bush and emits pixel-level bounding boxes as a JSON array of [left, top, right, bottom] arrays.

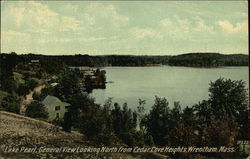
[[17, 83, 30, 96], [26, 78, 38, 90], [0, 94, 20, 113], [26, 101, 48, 119], [17, 78, 38, 96]]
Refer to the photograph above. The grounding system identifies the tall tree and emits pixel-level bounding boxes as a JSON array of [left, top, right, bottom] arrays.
[[208, 78, 249, 140], [144, 96, 170, 146]]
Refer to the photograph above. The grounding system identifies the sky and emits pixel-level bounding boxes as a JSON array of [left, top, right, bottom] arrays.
[[1, 1, 248, 55]]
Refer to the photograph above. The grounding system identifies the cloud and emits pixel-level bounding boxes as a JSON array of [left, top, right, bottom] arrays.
[[59, 16, 81, 31], [160, 18, 173, 27], [9, 7, 26, 26], [130, 27, 156, 39], [4, 1, 80, 33], [160, 16, 214, 34], [217, 20, 248, 33], [1, 29, 32, 53], [193, 17, 214, 32], [160, 17, 191, 34], [83, 2, 129, 28]]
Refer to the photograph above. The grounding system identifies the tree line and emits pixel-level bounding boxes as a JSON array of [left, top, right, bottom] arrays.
[[1, 52, 248, 68]]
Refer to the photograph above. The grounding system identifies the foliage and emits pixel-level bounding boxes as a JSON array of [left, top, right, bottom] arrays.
[[62, 111, 73, 132], [33, 85, 55, 101], [62, 93, 140, 146], [110, 103, 138, 146], [209, 78, 248, 117], [40, 59, 65, 75], [0, 53, 19, 93], [203, 116, 239, 146], [143, 96, 171, 146], [0, 94, 20, 113], [16, 83, 30, 96], [208, 78, 249, 140], [137, 99, 146, 131], [111, 103, 137, 135], [17, 78, 38, 96], [54, 71, 81, 100], [140, 78, 248, 159], [26, 101, 48, 119], [62, 92, 95, 132], [171, 107, 199, 146], [0, 77, 17, 94], [83, 68, 106, 93]]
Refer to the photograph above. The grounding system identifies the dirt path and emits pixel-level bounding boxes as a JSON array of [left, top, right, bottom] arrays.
[[20, 84, 45, 115]]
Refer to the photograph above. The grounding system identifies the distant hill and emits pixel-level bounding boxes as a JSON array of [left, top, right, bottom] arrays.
[[168, 53, 248, 67]]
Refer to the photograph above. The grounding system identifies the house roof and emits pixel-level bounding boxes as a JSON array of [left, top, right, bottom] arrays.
[[42, 95, 70, 107], [50, 82, 59, 87]]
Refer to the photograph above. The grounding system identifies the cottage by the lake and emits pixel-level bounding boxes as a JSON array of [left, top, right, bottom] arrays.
[[42, 95, 70, 121]]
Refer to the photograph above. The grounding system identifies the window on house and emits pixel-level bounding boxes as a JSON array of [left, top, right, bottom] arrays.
[[56, 113, 59, 118], [55, 106, 60, 110]]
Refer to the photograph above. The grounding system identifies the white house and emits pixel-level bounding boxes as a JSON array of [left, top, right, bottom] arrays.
[[42, 95, 70, 121]]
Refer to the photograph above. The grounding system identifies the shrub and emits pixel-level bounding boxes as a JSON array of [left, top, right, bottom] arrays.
[[26, 101, 48, 119], [0, 94, 20, 113]]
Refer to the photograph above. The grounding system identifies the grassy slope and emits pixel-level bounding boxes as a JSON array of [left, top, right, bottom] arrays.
[[0, 111, 87, 158], [0, 111, 167, 159]]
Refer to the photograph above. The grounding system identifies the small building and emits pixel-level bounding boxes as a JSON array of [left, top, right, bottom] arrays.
[[42, 95, 70, 121], [68, 66, 90, 72], [50, 82, 59, 87], [31, 60, 39, 63]]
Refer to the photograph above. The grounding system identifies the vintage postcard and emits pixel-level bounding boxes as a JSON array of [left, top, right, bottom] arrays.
[[0, 1, 249, 159]]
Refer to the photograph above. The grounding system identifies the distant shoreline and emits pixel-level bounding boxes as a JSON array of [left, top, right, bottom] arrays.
[[1, 52, 248, 67]]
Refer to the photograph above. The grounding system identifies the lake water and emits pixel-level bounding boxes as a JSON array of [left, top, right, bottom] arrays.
[[91, 66, 249, 111]]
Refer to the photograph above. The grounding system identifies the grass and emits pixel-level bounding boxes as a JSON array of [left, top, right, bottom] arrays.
[[0, 111, 88, 158], [0, 111, 147, 159]]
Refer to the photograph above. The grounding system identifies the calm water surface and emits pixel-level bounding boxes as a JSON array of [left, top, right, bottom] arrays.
[[91, 66, 249, 111]]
